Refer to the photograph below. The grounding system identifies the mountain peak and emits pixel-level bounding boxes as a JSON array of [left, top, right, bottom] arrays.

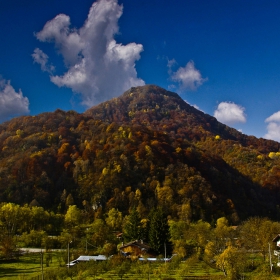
[[84, 84, 225, 138], [84, 85, 196, 122], [84, 84, 280, 151], [122, 84, 181, 98]]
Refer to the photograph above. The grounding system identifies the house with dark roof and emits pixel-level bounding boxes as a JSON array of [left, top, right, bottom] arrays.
[[272, 234, 280, 266], [119, 240, 156, 259]]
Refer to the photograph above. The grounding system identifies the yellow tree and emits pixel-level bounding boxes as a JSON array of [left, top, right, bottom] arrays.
[[156, 185, 174, 210], [216, 245, 247, 279], [204, 217, 235, 265], [239, 217, 280, 261], [0, 203, 23, 259], [65, 205, 81, 227], [64, 205, 82, 243], [178, 201, 192, 224], [0, 203, 23, 236], [213, 217, 234, 253], [105, 208, 123, 231]]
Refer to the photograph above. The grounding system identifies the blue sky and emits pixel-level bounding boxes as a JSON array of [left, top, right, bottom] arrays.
[[1, 0, 280, 141]]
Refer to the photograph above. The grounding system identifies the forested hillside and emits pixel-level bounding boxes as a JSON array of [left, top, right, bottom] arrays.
[[0, 85, 280, 223]]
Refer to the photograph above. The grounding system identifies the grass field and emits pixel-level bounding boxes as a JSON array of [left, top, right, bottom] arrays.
[[0, 252, 225, 280], [0, 251, 66, 280], [0, 252, 278, 280]]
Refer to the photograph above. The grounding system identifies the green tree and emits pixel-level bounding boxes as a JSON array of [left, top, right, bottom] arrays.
[[29, 205, 49, 231], [20, 230, 47, 247], [169, 220, 188, 257], [58, 229, 72, 247], [123, 208, 142, 242], [110, 255, 131, 280], [87, 219, 111, 249], [0, 235, 17, 259], [185, 220, 212, 258], [148, 208, 171, 255]]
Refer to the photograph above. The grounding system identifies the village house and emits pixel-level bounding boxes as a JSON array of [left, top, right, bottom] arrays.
[[119, 240, 156, 259], [272, 234, 280, 266]]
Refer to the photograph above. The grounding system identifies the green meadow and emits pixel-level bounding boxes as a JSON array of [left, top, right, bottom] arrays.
[[0, 252, 279, 280]]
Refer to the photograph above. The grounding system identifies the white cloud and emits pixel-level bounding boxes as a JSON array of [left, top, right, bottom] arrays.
[[0, 78, 29, 122], [214, 102, 246, 125], [264, 111, 280, 142], [32, 48, 54, 73], [34, 0, 144, 107], [169, 60, 207, 91], [265, 111, 280, 123]]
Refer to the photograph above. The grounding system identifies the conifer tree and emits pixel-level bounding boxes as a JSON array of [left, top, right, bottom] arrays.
[[148, 207, 171, 255], [123, 208, 142, 242]]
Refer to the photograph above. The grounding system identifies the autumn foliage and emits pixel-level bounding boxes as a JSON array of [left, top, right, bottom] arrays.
[[0, 85, 280, 224]]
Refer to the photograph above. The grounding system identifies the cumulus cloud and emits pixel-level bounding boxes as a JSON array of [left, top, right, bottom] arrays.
[[264, 111, 280, 142], [32, 48, 55, 73], [265, 111, 280, 123], [214, 102, 246, 125], [34, 0, 144, 107], [169, 60, 207, 91], [0, 78, 30, 122]]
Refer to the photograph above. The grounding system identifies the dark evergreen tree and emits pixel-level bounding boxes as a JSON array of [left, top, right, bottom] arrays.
[[148, 207, 171, 255], [123, 208, 142, 242]]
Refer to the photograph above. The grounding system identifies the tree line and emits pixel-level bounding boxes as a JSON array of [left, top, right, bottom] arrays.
[[1, 202, 280, 279]]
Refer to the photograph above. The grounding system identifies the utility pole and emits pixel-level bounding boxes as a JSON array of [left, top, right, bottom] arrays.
[[148, 261, 150, 280], [68, 242, 70, 271], [164, 243, 166, 264], [269, 243, 273, 272], [41, 249, 44, 280]]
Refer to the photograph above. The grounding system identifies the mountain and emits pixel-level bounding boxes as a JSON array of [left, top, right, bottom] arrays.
[[85, 85, 279, 152], [0, 85, 280, 223]]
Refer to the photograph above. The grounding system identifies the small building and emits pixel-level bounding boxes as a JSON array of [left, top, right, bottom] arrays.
[[67, 255, 108, 267], [273, 234, 280, 247], [119, 240, 156, 259], [272, 234, 280, 266], [76, 255, 108, 261]]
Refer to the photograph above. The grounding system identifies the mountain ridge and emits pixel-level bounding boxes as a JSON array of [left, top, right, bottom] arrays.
[[85, 85, 279, 152], [0, 85, 279, 223]]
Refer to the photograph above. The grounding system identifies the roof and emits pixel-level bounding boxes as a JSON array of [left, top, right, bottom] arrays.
[[272, 234, 280, 242], [119, 240, 151, 251], [139, 254, 177, 262], [76, 255, 107, 261]]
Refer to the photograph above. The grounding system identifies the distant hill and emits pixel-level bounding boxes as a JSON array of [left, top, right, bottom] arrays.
[[0, 85, 280, 223]]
